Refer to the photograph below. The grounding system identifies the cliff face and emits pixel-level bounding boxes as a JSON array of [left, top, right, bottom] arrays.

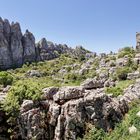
[[0, 17, 90, 70]]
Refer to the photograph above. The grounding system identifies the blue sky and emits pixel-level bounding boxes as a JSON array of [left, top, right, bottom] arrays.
[[0, 0, 140, 53]]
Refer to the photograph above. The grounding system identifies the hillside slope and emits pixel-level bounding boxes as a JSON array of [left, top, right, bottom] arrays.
[[0, 18, 140, 140]]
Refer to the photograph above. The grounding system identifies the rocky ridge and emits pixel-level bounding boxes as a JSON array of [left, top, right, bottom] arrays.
[[0, 17, 90, 70]]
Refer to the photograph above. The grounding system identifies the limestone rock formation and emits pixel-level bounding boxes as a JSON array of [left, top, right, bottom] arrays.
[[17, 78, 140, 140], [0, 18, 12, 69], [136, 32, 140, 52], [11, 22, 23, 67], [0, 17, 90, 70], [22, 30, 36, 63], [17, 86, 128, 140], [81, 78, 105, 89], [127, 71, 140, 80], [120, 79, 140, 103]]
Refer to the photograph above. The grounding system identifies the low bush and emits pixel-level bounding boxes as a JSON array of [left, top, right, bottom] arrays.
[[116, 67, 131, 80], [118, 47, 135, 58], [2, 84, 42, 117], [81, 127, 105, 140], [0, 71, 13, 87]]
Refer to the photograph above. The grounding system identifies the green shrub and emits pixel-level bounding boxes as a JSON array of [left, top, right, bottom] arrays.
[[79, 55, 86, 62], [131, 63, 138, 71], [2, 84, 41, 117], [65, 73, 78, 80], [118, 47, 135, 58], [116, 67, 131, 80], [82, 127, 105, 140], [109, 56, 116, 61], [66, 66, 72, 72], [110, 61, 116, 67], [0, 72, 13, 87], [86, 70, 97, 78]]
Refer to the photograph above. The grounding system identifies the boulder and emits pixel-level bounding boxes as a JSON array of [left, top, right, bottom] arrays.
[[133, 53, 140, 64], [99, 59, 106, 67], [79, 67, 89, 75], [20, 100, 34, 113], [53, 86, 86, 103], [104, 79, 116, 87], [26, 70, 42, 77], [136, 111, 140, 117], [109, 67, 117, 75], [81, 78, 104, 89], [129, 125, 137, 134], [127, 71, 140, 80], [99, 53, 106, 59], [116, 57, 128, 66], [42, 87, 59, 100], [120, 79, 140, 103]]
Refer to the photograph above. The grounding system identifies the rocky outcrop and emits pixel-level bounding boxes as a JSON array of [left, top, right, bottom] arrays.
[[133, 53, 140, 64], [0, 17, 12, 69], [17, 77, 140, 140], [120, 79, 140, 103], [25, 70, 42, 77], [136, 32, 140, 52], [17, 86, 128, 140], [18, 77, 140, 140], [0, 85, 11, 102], [10, 22, 23, 67], [81, 78, 105, 89], [127, 71, 140, 80], [116, 57, 129, 66], [0, 17, 90, 70], [22, 30, 36, 63]]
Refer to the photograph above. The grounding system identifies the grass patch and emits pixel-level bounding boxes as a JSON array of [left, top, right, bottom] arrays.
[[105, 80, 135, 97]]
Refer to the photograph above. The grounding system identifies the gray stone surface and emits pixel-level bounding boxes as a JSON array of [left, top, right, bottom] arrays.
[[81, 78, 105, 89], [18, 86, 128, 140], [22, 30, 36, 63]]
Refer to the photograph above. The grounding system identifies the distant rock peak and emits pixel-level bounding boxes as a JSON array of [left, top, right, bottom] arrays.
[[0, 17, 90, 69]]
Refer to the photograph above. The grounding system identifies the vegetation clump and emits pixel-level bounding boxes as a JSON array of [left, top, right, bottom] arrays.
[[0, 71, 13, 87], [116, 67, 132, 80], [118, 47, 135, 58], [105, 80, 135, 97]]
